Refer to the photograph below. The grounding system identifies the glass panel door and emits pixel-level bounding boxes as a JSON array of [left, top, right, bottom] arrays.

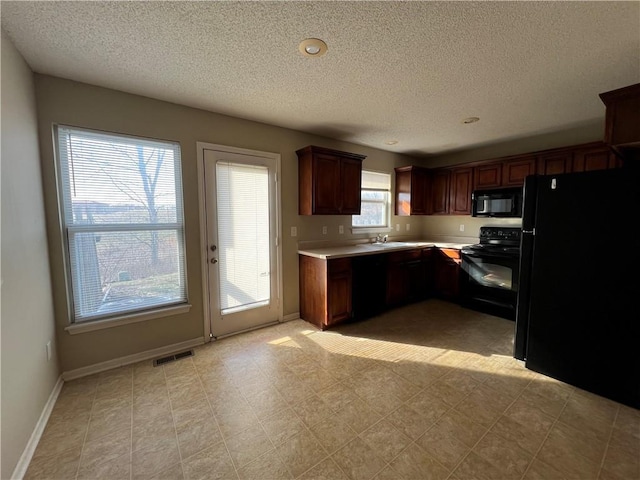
[[204, 148, 279, 337], [216, 162, 270, 314]]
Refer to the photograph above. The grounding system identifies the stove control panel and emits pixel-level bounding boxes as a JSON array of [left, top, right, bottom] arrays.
[[479, 226, 521, 245]]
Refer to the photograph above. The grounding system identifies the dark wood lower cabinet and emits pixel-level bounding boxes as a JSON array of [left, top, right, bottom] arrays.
[[300, 247, 461, 329], [434, 248, 462, 301], [386, 249, 426, 306], [299, 256, 352, 330]]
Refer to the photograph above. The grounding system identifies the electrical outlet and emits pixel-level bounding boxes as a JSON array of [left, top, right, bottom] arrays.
[[406, 224, 410, 231], [339, 225, 344, 234], [322, 226, 327, 235], [46, 341, 51, 361], [459, 224, 465, 232], [396, 224, 400, 231], [291, 226, 297, 237]]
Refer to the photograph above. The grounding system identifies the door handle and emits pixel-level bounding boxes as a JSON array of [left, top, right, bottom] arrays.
[[210, 258, 218, 264]]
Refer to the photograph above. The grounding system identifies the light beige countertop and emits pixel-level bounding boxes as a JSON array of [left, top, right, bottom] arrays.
[[298, 240, 472, 260]]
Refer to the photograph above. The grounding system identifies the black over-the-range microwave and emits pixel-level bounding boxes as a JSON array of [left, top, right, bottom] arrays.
[[471, 187, 523, 217]]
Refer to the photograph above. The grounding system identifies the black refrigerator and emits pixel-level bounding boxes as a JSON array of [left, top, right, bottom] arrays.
[[514, 167, 640, 409]]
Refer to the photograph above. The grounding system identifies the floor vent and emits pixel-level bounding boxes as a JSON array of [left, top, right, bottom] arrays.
[[153, 349, 194, 367]]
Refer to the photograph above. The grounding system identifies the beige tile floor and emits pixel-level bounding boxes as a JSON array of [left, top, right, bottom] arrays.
[[26, 299, 639, 480]]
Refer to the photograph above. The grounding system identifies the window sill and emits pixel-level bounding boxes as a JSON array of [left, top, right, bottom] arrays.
[[350, 226, 392, 235], [65, 304, 192, 335]]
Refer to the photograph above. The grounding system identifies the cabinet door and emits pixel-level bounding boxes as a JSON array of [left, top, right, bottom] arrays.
[[537, 151, 572, 175], [572, 144, 620, 172], [429, 170, 450, 215], [386, 250, 424, 306], [422, 248, 435, 297], [406, 259, 426, 302], [474, 163, 502, 189], [395, 167, 428, 216], [327, 259, 352, 325], [340, 158, 363, 214], [386, 260, 408, 306], [410, 168, 428, 215], [600, 83, 640, 147], [449, 167, 473, 215], [502, 156, 536, 186], [312, 153, 342, 214], [395, 169, 412, 216], [435, 249, 461, 300]]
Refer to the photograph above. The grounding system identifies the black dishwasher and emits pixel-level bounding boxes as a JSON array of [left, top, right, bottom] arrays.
[[352, 254, 387, 321]]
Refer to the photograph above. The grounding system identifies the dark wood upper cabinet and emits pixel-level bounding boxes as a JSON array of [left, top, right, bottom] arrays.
[[391, 142, 619, 217], [537, 150, 573, 175], [429, 169, 450, 215], [535, 142, 619, 176], [395, 166, 429, 215], [572, 142, 621, 172], [474, 163, 502, 189], [449, 167, 473, 215], [340, 157, 364, 214], [297, 145, 366, 215], [502, 155, 536, 186], [599, 83, 640, 161]]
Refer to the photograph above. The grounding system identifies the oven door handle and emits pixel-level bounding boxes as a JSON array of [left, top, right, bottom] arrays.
[[461, 250, 517, 260]]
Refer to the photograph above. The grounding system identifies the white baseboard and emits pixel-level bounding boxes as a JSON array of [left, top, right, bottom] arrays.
[[62, 337, 206, 381], [12, 375, 64, 480], [282, 312, 300, 322]]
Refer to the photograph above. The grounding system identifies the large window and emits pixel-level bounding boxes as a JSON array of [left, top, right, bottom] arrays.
[[352, 170, 391, 229], [56, 126, 187, 323]]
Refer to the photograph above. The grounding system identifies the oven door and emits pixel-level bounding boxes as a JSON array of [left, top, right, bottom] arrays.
[[460, 249, 519, 319]]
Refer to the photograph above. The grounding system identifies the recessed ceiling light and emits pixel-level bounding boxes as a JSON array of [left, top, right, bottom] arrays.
[[299, 38, 328, 57], [385, 140, 398, 145], [462, 117, 480, 124]]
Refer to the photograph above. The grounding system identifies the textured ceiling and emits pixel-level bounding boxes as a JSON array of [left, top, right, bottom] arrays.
[[2, 1, 639, 155]]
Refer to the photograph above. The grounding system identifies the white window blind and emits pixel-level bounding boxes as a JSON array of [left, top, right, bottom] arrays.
[[216, 162, 271, 314], [56, 126, 187, 323], [352, 170, 391, 227]]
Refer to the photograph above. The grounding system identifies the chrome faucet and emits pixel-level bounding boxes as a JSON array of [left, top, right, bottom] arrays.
[[375, 233, 388, 243]]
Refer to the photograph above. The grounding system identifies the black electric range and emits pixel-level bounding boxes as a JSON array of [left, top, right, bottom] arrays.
[[459, 227, 521, 320]]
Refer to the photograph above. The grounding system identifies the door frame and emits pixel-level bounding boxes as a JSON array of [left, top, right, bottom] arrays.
[[196, 142, 283, 342]]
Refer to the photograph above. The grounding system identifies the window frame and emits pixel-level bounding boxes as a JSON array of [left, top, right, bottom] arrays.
[[54, 125, 189, 329], [351, 170, 392, 233]]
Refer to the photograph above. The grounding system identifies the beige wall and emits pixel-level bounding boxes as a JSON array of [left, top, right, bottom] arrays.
[[1, 31, 60, 479], [34, 75, 425, 373], [423, 215, 522, 242]]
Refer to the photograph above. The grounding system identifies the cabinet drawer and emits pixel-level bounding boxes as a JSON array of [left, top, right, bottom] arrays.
[[439, 248, 461, 261], [388, 249, 422, 264]]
